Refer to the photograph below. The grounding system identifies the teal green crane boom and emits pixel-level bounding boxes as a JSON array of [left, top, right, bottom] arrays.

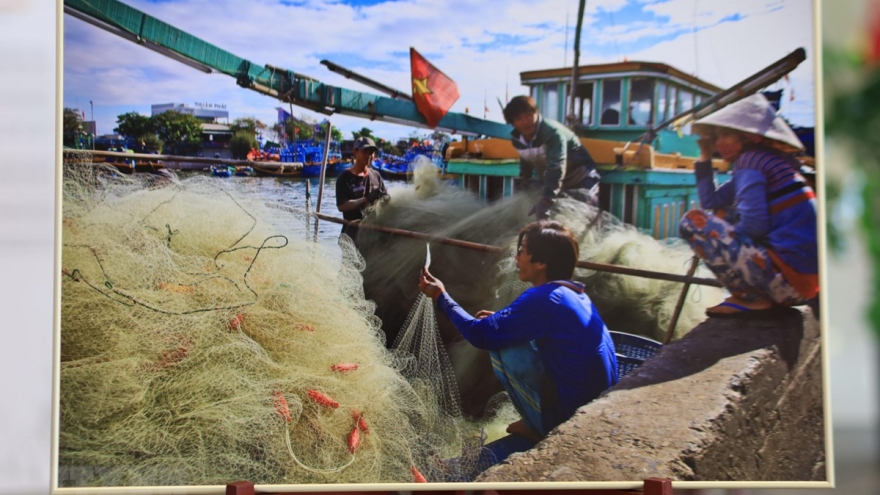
[[63, 0, 513, 138]]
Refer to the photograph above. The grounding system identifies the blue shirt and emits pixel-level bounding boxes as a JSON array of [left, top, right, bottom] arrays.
[[437, 281, 618, 430]]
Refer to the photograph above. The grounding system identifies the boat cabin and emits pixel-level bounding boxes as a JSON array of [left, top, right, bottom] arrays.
[[522, 60, 722, 156]]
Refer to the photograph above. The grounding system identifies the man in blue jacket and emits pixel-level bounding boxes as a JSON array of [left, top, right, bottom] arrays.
[[419, 220, 618, 467], [504, 96, 602, 221]]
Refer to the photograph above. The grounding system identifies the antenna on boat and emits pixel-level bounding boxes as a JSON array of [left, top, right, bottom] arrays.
[[567, 0, 587, 129]]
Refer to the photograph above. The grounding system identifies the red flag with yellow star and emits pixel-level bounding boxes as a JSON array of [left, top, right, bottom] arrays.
[[410, 47, 460, 128]]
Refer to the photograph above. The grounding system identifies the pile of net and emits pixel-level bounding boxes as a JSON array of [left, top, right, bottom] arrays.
[[358, 158, 724, 416], [58, 160, 507, 487]]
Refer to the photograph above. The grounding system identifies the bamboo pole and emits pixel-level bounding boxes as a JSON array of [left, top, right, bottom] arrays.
[[305, 179, 312, 241], [663, 256, 701, 344], [314, 121, 333, 241], [311, 212, 722, 288]]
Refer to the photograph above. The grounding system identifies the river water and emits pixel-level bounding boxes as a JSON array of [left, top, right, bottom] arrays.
[[177, 172, 410, 246]]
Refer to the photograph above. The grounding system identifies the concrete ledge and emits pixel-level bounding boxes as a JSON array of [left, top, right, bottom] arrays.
[[477, 308, 825, 482]]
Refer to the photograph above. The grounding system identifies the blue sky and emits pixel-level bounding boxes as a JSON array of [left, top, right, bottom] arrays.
[[63, 0, 816, 142]]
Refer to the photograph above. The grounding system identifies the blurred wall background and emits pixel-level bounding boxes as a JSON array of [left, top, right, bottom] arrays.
[[0, 1, 876, 494]]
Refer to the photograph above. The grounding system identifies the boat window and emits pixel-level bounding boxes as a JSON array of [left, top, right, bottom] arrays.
[[566, 81, 594, 126], [600, 79, 621, 126], [656, 81, 667, 124], [530, 85, 539, 104], [543, 85, 559, 121], [665, 84, 678, 121], [679, 90, 694, 134], [628, 78, 654, 126]]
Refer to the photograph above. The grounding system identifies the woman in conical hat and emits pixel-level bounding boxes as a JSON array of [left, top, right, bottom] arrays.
[[678, 93, 819, 318]]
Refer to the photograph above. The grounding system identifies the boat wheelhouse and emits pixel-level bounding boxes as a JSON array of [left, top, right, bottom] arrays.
[[522, 60, 722, 155]]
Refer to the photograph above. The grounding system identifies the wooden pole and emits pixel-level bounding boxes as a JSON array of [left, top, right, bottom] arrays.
[[314, 121, 333, 241], [311, 212, 722, 288], [663, 256, 700, 345], [305, 179, 312, 240]]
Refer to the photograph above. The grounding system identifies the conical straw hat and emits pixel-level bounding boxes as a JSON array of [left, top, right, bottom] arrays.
[[693, 93, 804, 153]]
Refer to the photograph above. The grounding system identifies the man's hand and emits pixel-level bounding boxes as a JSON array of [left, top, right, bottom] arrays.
[[474, 310, 495, 319], [365, 188, 384, 203], [418, 268, 446, 300], [528, 197, 553, 221]]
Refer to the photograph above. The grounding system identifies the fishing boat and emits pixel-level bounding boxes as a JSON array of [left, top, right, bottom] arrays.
[[376, 143, 446, 180], [234, 166, 254, 177], [279, 140, 349, 178], [210, 165, 234, 177], [251, 163, 303, 178]]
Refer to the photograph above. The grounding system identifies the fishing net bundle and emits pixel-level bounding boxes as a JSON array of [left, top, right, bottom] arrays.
[[492, 197, 724, 342], [58, 159, 494, 487], [357, 158, 724, 416]]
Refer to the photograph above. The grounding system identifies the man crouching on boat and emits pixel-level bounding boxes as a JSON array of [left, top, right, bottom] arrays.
[[504, 95, 602, 221], [335, 136, 389, 240], [419, 220, 618, 471]]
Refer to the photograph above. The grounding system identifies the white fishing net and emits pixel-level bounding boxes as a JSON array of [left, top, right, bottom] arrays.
[[58, 156, 497, 487]]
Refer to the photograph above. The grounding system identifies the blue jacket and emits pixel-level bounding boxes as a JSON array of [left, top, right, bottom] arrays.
[[437, 281, 618, 431]]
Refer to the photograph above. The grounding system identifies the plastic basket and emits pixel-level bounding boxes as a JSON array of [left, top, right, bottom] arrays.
[[609, 331, 663, 378]]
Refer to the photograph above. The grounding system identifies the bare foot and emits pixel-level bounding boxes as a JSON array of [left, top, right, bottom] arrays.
[[506, 419, 543, 443]]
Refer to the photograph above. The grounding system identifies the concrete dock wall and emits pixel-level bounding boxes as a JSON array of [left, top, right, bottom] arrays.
[[477, 308, 825, 482]]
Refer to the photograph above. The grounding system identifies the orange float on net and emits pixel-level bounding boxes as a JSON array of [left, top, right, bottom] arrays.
[[411, 466, 427, 483], [351, 410, 370, 434], [273, 391, 292, 422], [330, 363, 359, 372], [306, 389, 339, 409], [228, 313, 245, 330], [347, 427, 361, 454]]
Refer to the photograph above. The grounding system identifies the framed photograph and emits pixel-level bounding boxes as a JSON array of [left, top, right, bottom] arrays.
[[55, 0, 829, 492]]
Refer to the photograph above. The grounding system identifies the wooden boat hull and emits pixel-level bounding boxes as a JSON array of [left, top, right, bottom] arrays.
[[252, 165, 302, 178]]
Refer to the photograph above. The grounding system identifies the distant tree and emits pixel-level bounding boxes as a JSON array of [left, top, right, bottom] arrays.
[[152, 111, 203, 155], [230, 131, 258, 159], [270, 122, 285, 143], [230, 117, 266, 137], [292, 119, 315, 141], [430, 130, 451, 143], [316, 122, 344, 142], [378, 139, 397, 156], [141, 134, 164, 154], [406, 130, 428, 145], [114, 112, 154, 140], [351, 127, 375, 140], [63, 107, 83, 135], [63, 107, 85, 148]]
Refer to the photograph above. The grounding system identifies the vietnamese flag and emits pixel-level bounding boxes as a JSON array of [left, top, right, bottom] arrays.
[[410, 47, 460, 128]]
